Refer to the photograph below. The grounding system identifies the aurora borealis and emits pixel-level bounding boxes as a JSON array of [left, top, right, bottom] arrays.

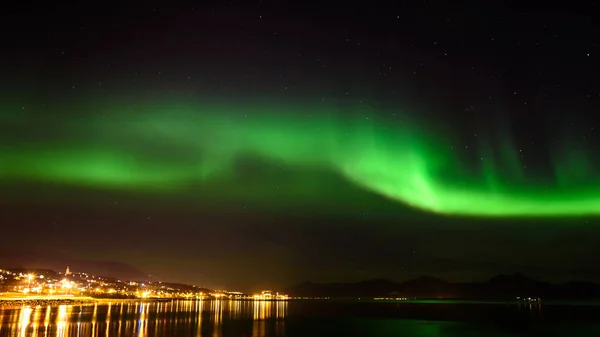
[[3, 1, 600, 290], [3, 99, 600, 217]]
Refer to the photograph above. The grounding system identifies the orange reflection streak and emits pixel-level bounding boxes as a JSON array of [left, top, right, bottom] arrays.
[[252, 301, 265, 337], [252, 300, 287, 321], [117, 303, 123, 337], [277, 301, 287, 319], [31, 306, 42, 335], [91, 303, 98, 335], [154, 303, 161, 336], [56, 305, 71, 337], [251, 300, 287, 337], [196, 299, 203, 334], [136, 302, 148, 337], [18, 306, 32, 337], [214, 299, 222, 323], [43, 306, 51, 337], [105, 303, 112, 337]]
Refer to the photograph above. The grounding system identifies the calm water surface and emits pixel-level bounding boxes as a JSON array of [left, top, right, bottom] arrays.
[[1, 300, 600, 336]]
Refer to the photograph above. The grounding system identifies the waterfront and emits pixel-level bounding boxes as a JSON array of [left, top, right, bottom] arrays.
[[2, 300, 600, 336], [0, 268, 289, 302]]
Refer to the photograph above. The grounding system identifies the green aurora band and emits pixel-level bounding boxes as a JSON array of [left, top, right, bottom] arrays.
[[1, 100, 598, 217]]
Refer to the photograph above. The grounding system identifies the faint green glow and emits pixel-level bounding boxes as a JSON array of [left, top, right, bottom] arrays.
[[342, 318, 515, 337], [1, 100, 599, 217]]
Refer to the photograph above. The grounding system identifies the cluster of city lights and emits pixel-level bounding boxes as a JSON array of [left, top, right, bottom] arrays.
[[0, 268, 289, 301], [374, 297, 409, 301], [0, 269, 76, 297], [252, 290, 289, 300]]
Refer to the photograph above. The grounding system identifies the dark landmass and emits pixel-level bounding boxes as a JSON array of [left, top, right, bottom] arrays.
[[158, 282, 213, 294], [285, 274, 600, 300], [0, 250, 147, 281]]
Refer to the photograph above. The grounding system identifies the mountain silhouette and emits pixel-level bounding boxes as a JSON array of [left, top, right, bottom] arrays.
[[285, 274, 600, 299], [0, 250, 147, 281]]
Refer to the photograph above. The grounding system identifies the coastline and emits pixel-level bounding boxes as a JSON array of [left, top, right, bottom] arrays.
[[0, 296, 170, 309]]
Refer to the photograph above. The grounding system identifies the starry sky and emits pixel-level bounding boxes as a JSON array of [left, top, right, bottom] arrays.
[[2, 1, 600, 291]]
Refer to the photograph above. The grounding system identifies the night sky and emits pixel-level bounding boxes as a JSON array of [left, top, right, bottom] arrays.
[[2, 1, 600, 291]]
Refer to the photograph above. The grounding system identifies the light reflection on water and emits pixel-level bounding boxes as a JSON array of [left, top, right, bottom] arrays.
[[3, 300, 600, 336], [0, 300, 287, 337]]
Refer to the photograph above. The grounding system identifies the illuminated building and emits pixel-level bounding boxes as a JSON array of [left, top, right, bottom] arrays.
[[252, 290, 289, 301]]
